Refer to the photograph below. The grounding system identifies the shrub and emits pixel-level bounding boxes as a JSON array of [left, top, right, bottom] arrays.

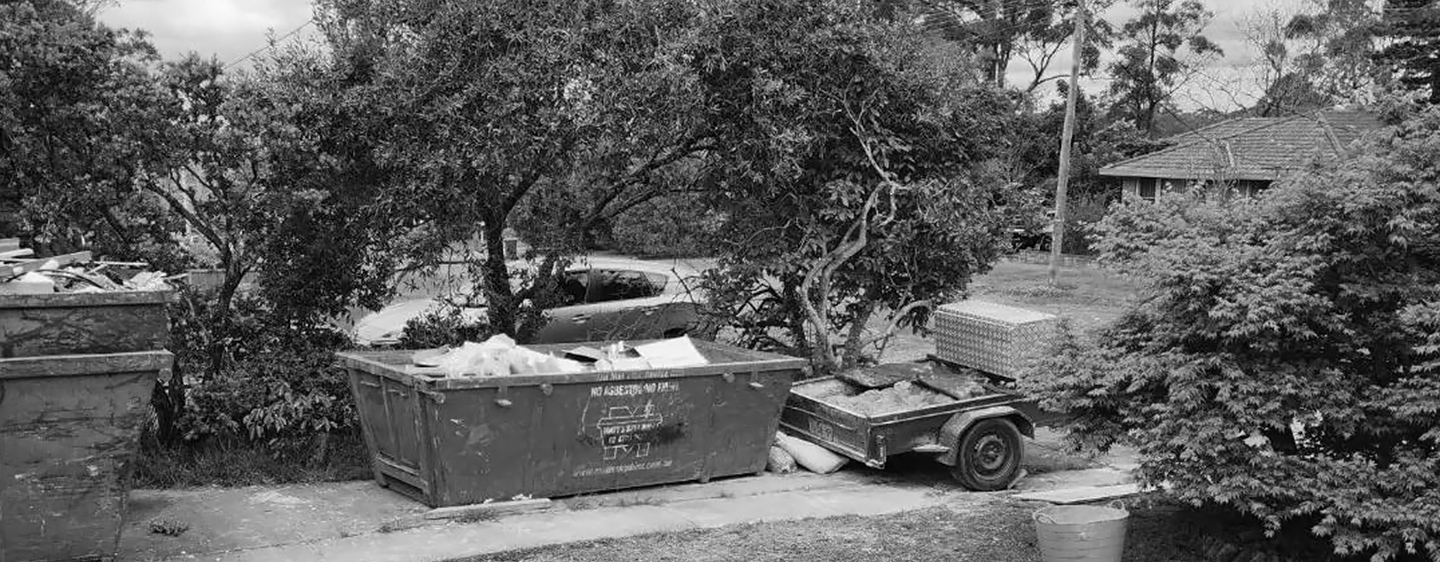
[[398, 304, 492, 349], [1027, 107, 1440, 561], [1059, 192, 1112, 255], [158, 290, 358, 462]]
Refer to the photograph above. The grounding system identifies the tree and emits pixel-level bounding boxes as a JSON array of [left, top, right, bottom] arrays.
[[311, 0, 707, 338], [0, 0, 170, 256], [690, 0, 1015, 372], [1106, 0, 1222, 136], [1029, 105, 1440, 561], [1375, 0, 1440, 104], [1240, 0, 1382, 115], [922, 0, 1064, 88]]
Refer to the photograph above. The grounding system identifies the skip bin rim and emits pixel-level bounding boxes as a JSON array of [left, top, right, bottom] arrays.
[[0, 289, 174, 309], [0, 350, 174, 378], [336, 340, 807, 389]]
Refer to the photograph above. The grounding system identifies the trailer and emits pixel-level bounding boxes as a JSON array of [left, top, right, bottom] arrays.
[[779, 359, 1046, 491]]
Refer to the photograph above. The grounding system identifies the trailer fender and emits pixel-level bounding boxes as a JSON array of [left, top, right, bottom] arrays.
[[935, 406, 1035, 466]]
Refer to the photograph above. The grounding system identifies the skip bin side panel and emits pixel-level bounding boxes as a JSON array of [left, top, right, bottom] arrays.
[[707, 369, 798, 477], [0, 292, 171, 359], [427, 386, 542, 507], [0, 358, 157, 562], [562, 377, 711, 495], [382, 378, 424, 469], [350, 371, 395, 480]]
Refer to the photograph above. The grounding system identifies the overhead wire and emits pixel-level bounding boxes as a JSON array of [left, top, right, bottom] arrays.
[[223, 18, 317, 70]]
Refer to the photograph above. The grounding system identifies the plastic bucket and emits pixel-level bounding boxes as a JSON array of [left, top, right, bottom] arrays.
[[1033, 501, 1129, 562]]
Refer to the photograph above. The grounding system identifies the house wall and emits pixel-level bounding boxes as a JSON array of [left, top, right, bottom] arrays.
[[1119, 177, 1272, 202]]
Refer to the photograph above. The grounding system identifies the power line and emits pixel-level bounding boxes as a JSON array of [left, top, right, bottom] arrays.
[[224, 18, 317, 70]]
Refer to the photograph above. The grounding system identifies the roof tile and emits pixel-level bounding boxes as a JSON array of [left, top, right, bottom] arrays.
[[1100, 111, 1384, 181]]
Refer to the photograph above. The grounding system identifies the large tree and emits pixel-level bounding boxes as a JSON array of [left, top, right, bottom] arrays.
[[1375, 0, 1440, 104], [1031, 105, 1440, 561], [310, 0, 707, 338], [0, 0, 168, 255], [1106, 0, 1222, 136], [690, 0, 1016, 371]]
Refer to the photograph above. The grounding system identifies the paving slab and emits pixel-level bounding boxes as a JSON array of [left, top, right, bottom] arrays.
[[121, 481, 428, 561], [1013, 483, 1142, 504], [118, 428, 1141, 562], [118, 471, 900, 562], [128, 483, 948, 562]]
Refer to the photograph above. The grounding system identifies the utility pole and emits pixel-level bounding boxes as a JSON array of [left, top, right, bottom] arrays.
[[1049, 0, 1086, 285]]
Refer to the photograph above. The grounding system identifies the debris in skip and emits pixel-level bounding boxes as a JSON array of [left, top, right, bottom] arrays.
[[408, 334, 711, 378], [0, 239, 174, 294]]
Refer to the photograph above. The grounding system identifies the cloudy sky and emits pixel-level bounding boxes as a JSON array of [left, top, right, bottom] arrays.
[[96, 0, 1282, 110]]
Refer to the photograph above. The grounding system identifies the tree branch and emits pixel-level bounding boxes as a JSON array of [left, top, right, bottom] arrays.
[[862, 299, 934, 348]]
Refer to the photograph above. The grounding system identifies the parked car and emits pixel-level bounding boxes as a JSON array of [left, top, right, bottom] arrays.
[[1009, 209, 1055, 251], [353, 258, 704, 346]]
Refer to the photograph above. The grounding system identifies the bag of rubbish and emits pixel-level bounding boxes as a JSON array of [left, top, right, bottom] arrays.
[[775, 433, 848, 474], [767, 445, 798, 474]]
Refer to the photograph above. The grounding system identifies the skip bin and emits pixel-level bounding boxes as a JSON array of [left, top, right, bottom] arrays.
[[0, 351, 172, 562], [337, 340, 806, 507], [0, 291, 172, 359]]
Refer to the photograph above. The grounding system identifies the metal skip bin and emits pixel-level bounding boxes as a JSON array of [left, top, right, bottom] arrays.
[[0, 351, 172, 562], [336, 340, 807, 508]]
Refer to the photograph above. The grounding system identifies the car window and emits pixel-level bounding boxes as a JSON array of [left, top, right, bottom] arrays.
[[590, 269, 663, 303], [559, 271, 589, 306], [644, 272, 669, 293]]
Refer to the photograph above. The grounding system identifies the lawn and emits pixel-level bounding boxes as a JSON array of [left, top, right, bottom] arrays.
[[459, 496, 1208, 562], [878, 259, 1142, 362]]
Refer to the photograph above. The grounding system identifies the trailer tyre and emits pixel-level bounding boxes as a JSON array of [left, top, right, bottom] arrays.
[[950, 418, 1023, 491]]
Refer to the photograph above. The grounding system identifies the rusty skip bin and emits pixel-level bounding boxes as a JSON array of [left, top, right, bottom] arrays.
[[337, 340, 806, 508]]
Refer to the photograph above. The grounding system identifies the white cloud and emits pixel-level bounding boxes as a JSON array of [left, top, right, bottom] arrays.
[[99, 0, 314, 65]]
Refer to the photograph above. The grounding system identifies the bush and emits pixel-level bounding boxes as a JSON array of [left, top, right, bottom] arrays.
[[152, 289, 359, 471], [1027, 107, 1440, 561], [1059, 192, 1112, 255], [398, 304, 492, 349]]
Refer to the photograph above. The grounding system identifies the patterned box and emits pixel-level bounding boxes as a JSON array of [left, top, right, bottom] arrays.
[[933, 300, 1059, 379]]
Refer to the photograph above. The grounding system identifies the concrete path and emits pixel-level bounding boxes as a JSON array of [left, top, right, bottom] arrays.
[[120, 471, 955, 562], [119, 431, 1141, 562]]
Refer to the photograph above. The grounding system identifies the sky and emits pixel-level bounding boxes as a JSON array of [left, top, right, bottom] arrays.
[[96, 0, 1292, 111]]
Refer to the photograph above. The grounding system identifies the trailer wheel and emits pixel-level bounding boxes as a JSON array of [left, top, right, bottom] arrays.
[[950, 418, 1024, 491]]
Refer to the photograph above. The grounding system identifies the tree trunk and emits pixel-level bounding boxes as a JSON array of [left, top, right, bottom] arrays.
[[782, 279, 811, 359], [482, 219, 517, 336], [206, 258, 245, 379], [151, 360, 187, 445], [841, 300, 876, 369]]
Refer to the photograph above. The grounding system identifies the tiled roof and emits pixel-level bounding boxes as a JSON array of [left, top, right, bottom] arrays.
[[1100, 110, 1384, 181]]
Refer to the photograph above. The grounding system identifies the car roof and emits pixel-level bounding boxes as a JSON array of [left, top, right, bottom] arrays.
[[568, 257, 700, 277]]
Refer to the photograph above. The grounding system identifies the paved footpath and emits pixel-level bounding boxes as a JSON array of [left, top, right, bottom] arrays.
[[120, 430, 1138, 562]]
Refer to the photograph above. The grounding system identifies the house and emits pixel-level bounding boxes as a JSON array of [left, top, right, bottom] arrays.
[[1100, 110, 1384, 201]]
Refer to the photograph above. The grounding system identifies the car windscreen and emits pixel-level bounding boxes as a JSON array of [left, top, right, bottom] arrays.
[[590, 269, 665, 302]]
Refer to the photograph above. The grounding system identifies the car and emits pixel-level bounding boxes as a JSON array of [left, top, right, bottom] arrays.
[[353, 257, 704, 346], [1009, 209, 1055, 251]]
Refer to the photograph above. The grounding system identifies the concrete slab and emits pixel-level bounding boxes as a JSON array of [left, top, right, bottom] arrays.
[[192, 484, 948, 562], [559, 471, 860, 509], [118, 425, 1146, 562], [425, 498, 553, 521], [1012, 467, 1134, 492], [117, 471, 932, 562], [121, 481, 427, 562], [1012, 483, 1142, 504]]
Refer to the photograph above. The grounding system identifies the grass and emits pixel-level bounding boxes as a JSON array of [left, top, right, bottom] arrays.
[[457, 498, 1210, 562], [130, 430, 372, 489], [877, 261, 1141, 363]]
